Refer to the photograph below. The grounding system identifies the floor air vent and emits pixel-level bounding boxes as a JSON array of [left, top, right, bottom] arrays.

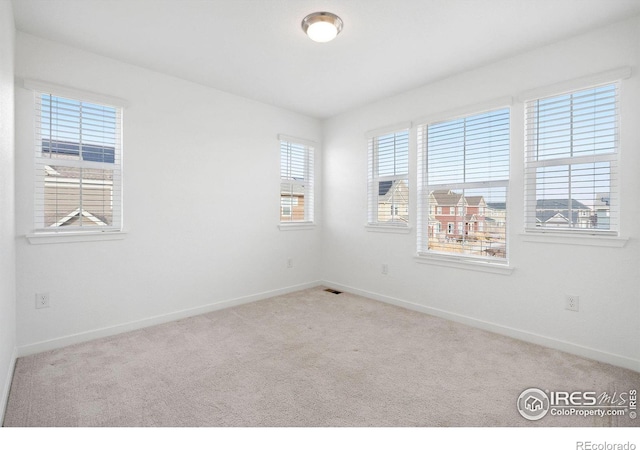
[[324, 288, 342, 294]]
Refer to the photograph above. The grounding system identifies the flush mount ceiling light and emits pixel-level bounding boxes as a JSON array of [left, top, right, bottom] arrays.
[[301, 12, 343, 43]]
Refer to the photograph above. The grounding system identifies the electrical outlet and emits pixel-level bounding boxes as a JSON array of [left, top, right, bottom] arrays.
[[35, 292, 50, 309], [381, 264, 388, 275], [565, 295, 579, 312], [287, 258, 293, 269]]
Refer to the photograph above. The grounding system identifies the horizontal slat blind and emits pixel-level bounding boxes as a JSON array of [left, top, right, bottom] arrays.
[[418, 108, 510, 260], [524, 83, 618, 233], [427, 109, 510, 185], [367, 129, 409, 226], [34, 93, 122, 231], [280, 140, 314, 223]]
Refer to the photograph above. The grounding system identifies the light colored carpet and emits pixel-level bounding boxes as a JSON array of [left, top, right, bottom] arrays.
[[3, 287, 639, 427]]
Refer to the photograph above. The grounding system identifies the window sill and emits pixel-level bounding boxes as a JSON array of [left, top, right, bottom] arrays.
[[414, 254, 514, 275], [365, 225, 412, 234], [26, 230, 127, 245], [519, 232, 628, 248], [278, 222, 316, 231]]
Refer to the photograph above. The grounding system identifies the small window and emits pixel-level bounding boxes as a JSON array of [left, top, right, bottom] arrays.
[[280, 138, 314, 223], [524, 83, 619, 234], [367, 128, 410, 226], [33, 91, 123, 232]]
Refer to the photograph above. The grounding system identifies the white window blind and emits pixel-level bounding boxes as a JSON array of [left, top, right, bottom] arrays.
[[418, 107, 510, 260], [34, 92, 123, 232], [367, 129, 409, 226], [524, 83, 619, 234], [280, 139, 314, 223]]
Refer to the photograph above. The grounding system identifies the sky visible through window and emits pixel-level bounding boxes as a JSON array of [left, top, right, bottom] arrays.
[[376, 131, 408, 177], [280, 141, 308, 181], [40, 94, 117, 163], [529, 84, 615, 212], [427, 108, 510, 197]]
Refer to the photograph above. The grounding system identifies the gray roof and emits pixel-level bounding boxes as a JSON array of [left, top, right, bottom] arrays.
[[379, 180, 394, 196], [536, 199, 591, 224], [487, 202, 506, 210], [378, 180, 408, 201]]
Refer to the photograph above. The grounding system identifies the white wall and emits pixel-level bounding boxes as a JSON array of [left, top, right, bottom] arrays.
[[14, 33, 322, 352], [10, 14, 640, 373], [0, 0, 16, 422], [322, 17, 640, 371]]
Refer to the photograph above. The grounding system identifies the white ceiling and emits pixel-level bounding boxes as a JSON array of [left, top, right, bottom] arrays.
[[11, 0, 640, 119]]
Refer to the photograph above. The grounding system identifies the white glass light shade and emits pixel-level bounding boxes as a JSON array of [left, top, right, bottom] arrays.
[[302, 12, 343, 43], [307, 21, 338, 43]]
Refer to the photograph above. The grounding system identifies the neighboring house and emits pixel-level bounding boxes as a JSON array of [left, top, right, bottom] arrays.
[[42, 138, 115, 163], [428, 189, 486, 238], [464, 196, 487, 235], [485, 202, 507, 237], [51, 208, 108, 227], [377, 180, 409, 224], [280, 182, 306, 221], [42, 139, 115, 228], [535, 199, 593, 228], [427, 190, 506, 258], [593, 193, 611, 230]]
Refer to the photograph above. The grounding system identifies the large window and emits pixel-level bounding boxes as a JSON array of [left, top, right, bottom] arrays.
[[34, 91, 123, 232], [418, 107, 510, 260], [280, 138, 314, 223], [367, 128, 409, 226], [524, 83, 619, 233]]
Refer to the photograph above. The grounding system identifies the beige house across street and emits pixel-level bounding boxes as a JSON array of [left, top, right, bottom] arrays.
[[39, 139, 116, 229], [376, 180, 408, 224]]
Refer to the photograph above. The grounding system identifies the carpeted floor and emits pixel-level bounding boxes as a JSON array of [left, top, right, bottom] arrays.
[[3, 287, 639, 427]]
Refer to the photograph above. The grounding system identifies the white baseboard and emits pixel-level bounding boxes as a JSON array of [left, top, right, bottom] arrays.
[[1, 346, 17, 426], [17, 281, 322, 357], [323, 281, 640, 373], [15, 279, 639, 373]]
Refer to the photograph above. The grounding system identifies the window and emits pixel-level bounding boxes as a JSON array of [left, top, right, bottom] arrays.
[[524, 83, 619, 234], [280, 138, 314, 223], [34, 91, 123, 233], [367, 127, 409, 226], [418, 107, 510, 261], [281, 196, 300, 218]]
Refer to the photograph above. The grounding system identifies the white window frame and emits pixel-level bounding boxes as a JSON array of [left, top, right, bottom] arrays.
[[416, 100, 512, 268], [366, 123, 411, 231], [523, 78, 624, 238], [24, 80, 127, 244], [278, 134, 315, 229]]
